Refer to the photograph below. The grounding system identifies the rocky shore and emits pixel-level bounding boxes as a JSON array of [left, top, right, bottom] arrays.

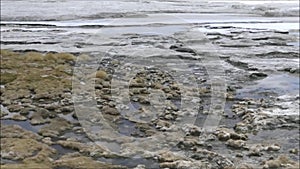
[[1, 0, 299, 169], [1, 42, 299, 168]]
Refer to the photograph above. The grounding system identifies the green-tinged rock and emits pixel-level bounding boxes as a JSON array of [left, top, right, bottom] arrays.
[[1, 124, 42, 140], [1, 138, 55, 161], [38, 117, 72, 137], [0, 72, 17, 85], [54, 153, 128, 169]]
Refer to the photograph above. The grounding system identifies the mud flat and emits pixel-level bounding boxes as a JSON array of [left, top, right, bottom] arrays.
[[1, 0, 299, 169]]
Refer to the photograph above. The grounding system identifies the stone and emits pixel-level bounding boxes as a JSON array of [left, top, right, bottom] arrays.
[[215, 128, 247, 141], [19, 107, 32, 115], [30, 110, 50, 125], [1, 124, 42, 140], [10, 114, 27, 121], [226, 139, 246, 149], [102, 106, 120, 115], [38, 117, 72, 137], [53, 153, 127, 169], [160, 160, 204, 169], [158, 151, 183, 162], [42, 137, 54, 145], [133, 165, 146, 169], [249, 72, 268, 78], [0, 109, 9, 117], [182, 124, 202, 136], [95, 70, 108, 79], [238, 164, 254, 169], [7, 104, 23, 112], [289, 148, 298, 154], [0, 138, 55, 160], [265, 144, 281, 151], [263, 156, 299, 169]]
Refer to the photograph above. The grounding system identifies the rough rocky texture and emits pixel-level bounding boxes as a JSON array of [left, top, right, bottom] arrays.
[[53, 153, 127, 169], [0, 1, 299, 167]]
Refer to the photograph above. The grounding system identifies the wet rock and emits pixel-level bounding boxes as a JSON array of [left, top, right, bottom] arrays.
[[155, 119, 171, 130], [130, 82, 146, 88], [58, 106, 74, 113], [133, 165, 146, 169], [42, 102, 60, 110], [289, 68, 300, 74], [158, 151, 184, 162], [1, 138, 55, 160], [226, 59, 249, 69], [1, 162, 52, 169], [234, 122, 250, 133], [30, 108, 52, 125], [54, 153, 127, 169], [160, 160, 204, 169], [263, 156, 299, 169], [96, 70, 108, 79], [236, 153, 244, 158], [0, 108, 9, 117], [174, 47, 196, 54], [238, 163, 254, 169], [1, 124, 42, 140], [3, 88, 31, 101], [42, 137, 54, 145], [226, 139, 246, 149], [0, 72, 17, 85], [38, 117, 72, 137], [178, 136, 200, 148], [1, 100, 11, 106], [192, 149, 234, 168], [215, 128, 247, 141], [217, 131, 231, 141], [7, 104, 23, 112], [248, 145, 263, 157], [56, 139, 116, 158], [265, 144, 281, 151], [182, 124, 202, 136], [138, 96, 150, 104], [1, 123, 54, 168], [9, 114, 27, 121], [102, 106, 120, 115], [33, 92, 52, 100], [289, 148, 299, 154], [19, 107, 32, 116], [249, 72, 268, 79], [24, 52, 44, 61]]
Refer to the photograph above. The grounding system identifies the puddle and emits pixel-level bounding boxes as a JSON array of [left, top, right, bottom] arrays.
[[117, 118, 141, 137], [236, 73, 299, 99], [287, 41, 300, 47], [208, 22, 299, 32], [51, 144, 77, 157], [219, 101, 241, 128], [0, 158, 21, 165], [0, 119, 45, 133], [100, 25, 188, 36]]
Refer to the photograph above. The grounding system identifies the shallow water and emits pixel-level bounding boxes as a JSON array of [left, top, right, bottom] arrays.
[[236, 73, 299, 99], [0, 119, 45, 133]]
